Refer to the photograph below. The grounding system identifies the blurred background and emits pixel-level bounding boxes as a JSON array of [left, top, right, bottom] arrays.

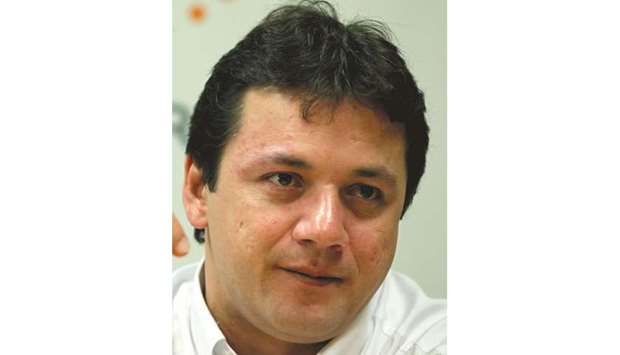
[[172, 0, 446, 298]]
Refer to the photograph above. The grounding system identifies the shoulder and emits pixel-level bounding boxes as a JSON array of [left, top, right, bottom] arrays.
[[369, 271, 447, 354], [172, 262, 200, 298], [172, 262, 201, 355]]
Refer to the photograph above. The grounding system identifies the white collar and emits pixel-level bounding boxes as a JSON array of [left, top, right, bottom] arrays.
[[187, 261, 230, 355]]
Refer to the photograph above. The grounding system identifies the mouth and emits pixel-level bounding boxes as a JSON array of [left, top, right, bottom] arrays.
[[281, 268, 343, 286]]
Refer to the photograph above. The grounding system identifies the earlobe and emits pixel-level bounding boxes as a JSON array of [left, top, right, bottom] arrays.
[[182, 155, 209, 229]]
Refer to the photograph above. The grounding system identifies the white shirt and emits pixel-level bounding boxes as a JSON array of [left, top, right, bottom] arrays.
[[173, 261, 446, 355]]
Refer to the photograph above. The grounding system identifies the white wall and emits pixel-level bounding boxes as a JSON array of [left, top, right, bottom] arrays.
[[172, 0, 446, 298]]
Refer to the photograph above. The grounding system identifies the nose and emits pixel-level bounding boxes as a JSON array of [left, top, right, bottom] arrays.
[[291, 187, 348, 251]]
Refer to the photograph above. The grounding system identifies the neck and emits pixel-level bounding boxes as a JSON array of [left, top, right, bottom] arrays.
[[200, 263, 329, 355], [221, 326, 326, 355]]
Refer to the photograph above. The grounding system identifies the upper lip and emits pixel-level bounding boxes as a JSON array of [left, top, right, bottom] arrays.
[[281, 266, 344, 280]]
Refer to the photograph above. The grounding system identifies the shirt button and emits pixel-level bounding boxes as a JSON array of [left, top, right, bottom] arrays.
[[213, 339, 237, 355]]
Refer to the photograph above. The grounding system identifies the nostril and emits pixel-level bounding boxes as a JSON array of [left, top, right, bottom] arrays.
[[328, 244, 343, 254], [297, 239, 314, 247]]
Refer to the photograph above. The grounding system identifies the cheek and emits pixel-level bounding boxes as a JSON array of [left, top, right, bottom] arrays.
[[350, 224, 398, 271], [236, 214, 289, 257]]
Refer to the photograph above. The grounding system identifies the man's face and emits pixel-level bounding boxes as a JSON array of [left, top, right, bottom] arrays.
[[198, 88, 407, 343]]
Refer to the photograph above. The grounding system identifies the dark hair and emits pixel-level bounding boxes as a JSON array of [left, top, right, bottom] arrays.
[[186, 1, 429, 243]]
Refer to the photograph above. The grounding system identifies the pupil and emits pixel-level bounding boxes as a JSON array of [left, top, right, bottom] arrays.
[[278, 174, 292, 186], [360, 185, 374, 198]]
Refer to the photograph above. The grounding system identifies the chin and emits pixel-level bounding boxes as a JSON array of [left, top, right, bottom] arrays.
[[272, 326, 337, 344], [266, 307, 349, 344]]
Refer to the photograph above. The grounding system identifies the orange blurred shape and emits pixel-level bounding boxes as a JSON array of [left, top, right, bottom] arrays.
[[188, 3, 206, 23]]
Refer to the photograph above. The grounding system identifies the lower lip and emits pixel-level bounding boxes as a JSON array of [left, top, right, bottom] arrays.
[[281, 269, 342, 287]]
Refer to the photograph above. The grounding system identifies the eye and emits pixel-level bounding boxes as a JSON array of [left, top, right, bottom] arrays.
[[349, 184, 382, 201], [267, 173, 302, 188]]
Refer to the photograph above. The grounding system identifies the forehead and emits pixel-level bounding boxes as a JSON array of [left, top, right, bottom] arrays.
[[237, 88, 403, 142], [223, 88, 406, 174]]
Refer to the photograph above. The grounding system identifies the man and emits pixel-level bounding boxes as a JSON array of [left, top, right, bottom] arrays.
[[173, 1, 446, 354]]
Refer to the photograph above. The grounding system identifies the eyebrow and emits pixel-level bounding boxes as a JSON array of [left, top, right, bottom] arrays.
[[241, 152, 313, 171], [244, 152, 397, 185], [353, 166, 398, 186], [268, 153, 312, 169]]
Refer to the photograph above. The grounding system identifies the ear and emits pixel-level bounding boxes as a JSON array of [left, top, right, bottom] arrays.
[[182, 155, 209, 229]]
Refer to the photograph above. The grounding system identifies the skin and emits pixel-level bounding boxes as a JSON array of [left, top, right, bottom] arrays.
[[183, 87, 407, 355], [172, 214, 189, 257]]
